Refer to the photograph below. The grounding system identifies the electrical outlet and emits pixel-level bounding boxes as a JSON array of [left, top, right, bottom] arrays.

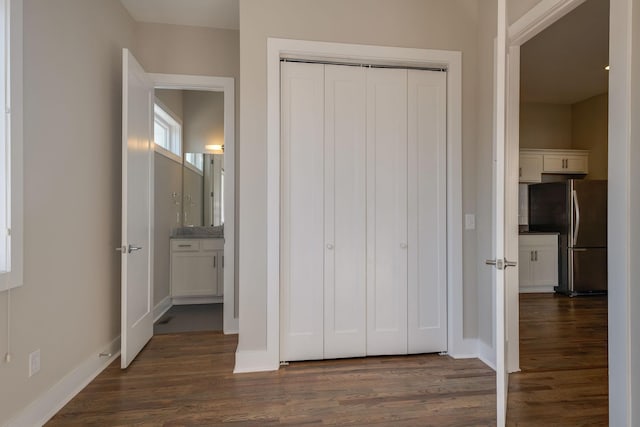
[[28, 349, 40, 377]]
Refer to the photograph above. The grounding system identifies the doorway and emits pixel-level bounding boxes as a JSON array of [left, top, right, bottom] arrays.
[[508, 0, 609, 392], [150, 75, 238, 336]]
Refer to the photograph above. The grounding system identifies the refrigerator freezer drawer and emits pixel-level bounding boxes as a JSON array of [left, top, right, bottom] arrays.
[[570, 248, 607, 293]]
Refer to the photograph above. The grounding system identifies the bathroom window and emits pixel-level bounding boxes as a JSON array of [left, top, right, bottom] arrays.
[[0, 0, 23, 291], [185, 152, 203, 173], [153, 103, 182, 161]]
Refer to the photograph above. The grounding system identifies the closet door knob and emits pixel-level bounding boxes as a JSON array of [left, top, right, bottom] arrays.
[[326, 244, 334, 250], [400, 243, 408, 249]]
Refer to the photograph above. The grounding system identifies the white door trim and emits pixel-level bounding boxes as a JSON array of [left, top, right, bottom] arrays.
[[150, 73, 238, 334], [262, 38, 464, 370], [508, 0, 587, 46], [505, 0, 593, 379]]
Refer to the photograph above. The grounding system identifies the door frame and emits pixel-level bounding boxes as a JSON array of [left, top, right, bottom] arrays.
[[150, 73, 238, 334], [263, 38, 464, 370], [505, 0, 588, 374]]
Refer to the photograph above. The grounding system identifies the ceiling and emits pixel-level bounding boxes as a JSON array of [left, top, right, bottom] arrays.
[[119, 0, 607, 104], [520, 0, 609, 104], [120, 0, 239, 30]]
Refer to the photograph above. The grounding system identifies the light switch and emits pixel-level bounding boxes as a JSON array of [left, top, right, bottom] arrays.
[[465, 214, 476, 230]]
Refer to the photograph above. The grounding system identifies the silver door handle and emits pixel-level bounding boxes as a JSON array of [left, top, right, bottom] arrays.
[[115, 246, 126, 253], [486, 258, 517, 270], [400, 243, 408, 249], [128, 245, 142, 253], [326, 244, 334, 250]]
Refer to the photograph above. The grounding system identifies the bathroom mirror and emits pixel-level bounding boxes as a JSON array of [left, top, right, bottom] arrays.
[[183, 152, 224, 227], [154, 88, 225, 228]]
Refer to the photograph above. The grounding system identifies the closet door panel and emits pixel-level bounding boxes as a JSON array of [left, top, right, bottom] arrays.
[[407, 70, 448, 354], [280, 62, 325, 361], [323, 65, 367, 359], [366, 68, 408, 356]]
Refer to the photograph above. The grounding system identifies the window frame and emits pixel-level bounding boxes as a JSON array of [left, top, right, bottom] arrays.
[[153, 101, 182, 164], [0, 0, 23, 292]]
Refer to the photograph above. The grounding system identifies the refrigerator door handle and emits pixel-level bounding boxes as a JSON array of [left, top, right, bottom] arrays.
[[572, 189, 580, 246]]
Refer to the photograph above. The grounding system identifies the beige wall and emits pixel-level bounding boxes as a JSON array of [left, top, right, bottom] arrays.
[[237, 0, 483, 352], [156, 89, 184, 120], [520, 102, 573, 149], [572, 93, 608, 179], [0, 0, 135, 423], [183, 90, 225, 153], [509, 0, 544, 24], [153, 153, 182, 306]]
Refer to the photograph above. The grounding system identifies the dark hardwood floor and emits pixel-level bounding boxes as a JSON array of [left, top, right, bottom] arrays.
[[48, 294, 608, 426], [507, 293, 608, 425]]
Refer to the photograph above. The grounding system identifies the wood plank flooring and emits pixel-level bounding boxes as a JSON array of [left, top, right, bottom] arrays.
[[507, 293, 608, 426], [48, 294, 608, 426]]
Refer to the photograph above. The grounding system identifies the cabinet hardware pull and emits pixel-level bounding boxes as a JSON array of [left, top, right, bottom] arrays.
[[519, 167, 522, 177], [222, 255, 224, 268], [178, 244, 191, 248], [531, 251, 534, 262], [214, 256, 217, 268]]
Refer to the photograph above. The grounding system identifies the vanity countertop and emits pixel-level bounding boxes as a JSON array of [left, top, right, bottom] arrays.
[[171, 226, 224, 239]]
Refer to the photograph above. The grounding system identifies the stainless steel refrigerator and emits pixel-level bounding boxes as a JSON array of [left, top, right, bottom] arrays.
[[528, 179, 607, 295]]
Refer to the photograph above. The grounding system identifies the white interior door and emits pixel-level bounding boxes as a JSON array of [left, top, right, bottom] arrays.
[[407, 69, 448, 354], [120, 49, 154, 369], [280, 62, 325, 361], [492, 0, 511, 424], [366, 68, 408, 356], [323, 65, 367, 359]]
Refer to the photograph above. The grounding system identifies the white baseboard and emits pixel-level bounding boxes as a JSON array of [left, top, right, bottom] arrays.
[[519, 286, 555, 293], [223, 320, 239, 335], [477, 339, 497, 371], [6, 336, 121, 427], [233, 349, 279, 373], [172, 296, 223, 305], [448, 338, 479, 359], [153, 296, 172, 322]]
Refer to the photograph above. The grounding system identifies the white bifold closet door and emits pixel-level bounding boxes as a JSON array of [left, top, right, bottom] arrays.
[[323, 65, 368, 359], [280, 62, 325, 361], [406, 70, 448, 354], [280, 61, 447, 362], [366, 68, 409, 356]]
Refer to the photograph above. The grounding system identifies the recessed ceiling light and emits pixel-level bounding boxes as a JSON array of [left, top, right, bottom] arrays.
[[605, 65, 610, 71]]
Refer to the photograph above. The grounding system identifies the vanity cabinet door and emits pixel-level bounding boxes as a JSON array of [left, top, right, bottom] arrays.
[[170, 238, 223, 298], [171, 251, 217, 297]]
